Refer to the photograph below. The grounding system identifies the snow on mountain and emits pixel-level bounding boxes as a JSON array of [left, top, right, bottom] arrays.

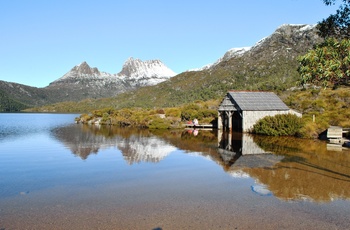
[[249, 24, 317, 52], [228, 170, 251, 178], [188, 24, 317, 72], [51, 58, 176, 88], [118, 57, 177, 86], [51, 61, 118, 84], [118, 135, 177, 164], [188, 47, 251, 72], [53, 125, 177, 163]]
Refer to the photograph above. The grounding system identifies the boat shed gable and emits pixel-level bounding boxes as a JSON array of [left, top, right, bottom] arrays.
[[227, 91, 289, 111], [218, 94, 239, 111]]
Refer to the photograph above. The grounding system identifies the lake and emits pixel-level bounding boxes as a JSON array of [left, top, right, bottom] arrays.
[[0, 113, 349, 230]]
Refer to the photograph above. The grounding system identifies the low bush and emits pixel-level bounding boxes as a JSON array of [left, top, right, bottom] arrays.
[[180, 102, 217, 122], [148, 117, 171, 129], [253, 114, 304, 137], [165, 107, 181, 118]]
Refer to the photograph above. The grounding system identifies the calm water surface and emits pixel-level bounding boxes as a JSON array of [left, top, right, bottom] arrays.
[[0, 113, 349, 230]]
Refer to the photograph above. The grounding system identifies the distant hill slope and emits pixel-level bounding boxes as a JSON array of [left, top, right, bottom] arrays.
[[0, 89, 28, 111], [0, 81, 53, 108]]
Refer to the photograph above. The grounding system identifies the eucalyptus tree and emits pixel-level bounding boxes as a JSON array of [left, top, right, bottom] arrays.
[[297, 0, 350, 88], [298, 38, 350, 88], [318, 0, 350, 39]]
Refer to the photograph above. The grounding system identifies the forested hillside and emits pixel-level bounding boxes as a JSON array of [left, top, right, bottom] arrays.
[[0, 90, 28, 111]]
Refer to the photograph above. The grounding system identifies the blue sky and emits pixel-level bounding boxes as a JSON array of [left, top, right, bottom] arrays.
[[0, 0, 340, 87]]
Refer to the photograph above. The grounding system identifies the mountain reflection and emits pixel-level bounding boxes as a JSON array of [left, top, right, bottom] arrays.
[[52, 124, 350, 202], [52, 124, 176, 164]]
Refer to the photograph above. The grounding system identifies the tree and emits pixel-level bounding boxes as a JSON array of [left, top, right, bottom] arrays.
[[323, 0, 349, 6], [297, 1, 350, 88], [298, 38, 350, 88], [318, 0, 350, 39]]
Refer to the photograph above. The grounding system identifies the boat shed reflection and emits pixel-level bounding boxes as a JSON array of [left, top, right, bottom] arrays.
[[217, 130, 284, 169]]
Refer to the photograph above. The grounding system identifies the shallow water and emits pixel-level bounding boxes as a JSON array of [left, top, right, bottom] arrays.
[[0, 113, 349, 229]]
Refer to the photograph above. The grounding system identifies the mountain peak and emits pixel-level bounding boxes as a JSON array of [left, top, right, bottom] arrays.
[[121, 57, 164, 71], [50, 61, 104, 85], [48, 57, 177, 93], [118, 58, 176, 86], [71, 61, 100, 75], [78, 61, 89, 67], [252, 24, 319, 50]]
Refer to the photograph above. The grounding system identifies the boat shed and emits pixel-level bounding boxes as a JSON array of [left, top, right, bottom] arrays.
[[218, 91, 301, 132]]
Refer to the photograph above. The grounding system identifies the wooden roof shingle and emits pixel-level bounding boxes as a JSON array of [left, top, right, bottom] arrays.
[[219, 91, 289, 111]]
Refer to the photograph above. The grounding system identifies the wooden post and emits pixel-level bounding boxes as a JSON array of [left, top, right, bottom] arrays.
[[218, 111, 222, 130], [217, 129, 223, 148], [228, 111, 232, 131], [224, 111, 229, 130]]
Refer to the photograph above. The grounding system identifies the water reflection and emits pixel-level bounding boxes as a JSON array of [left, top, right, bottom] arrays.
[[52, 124, 350, 202], [52, 124, 177, 164], [217, 131, 350, 202]]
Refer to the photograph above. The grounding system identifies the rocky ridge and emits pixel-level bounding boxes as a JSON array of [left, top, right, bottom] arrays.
[[51, 58, 176, 87], [191, 24, 318, 72], [45, 58, 177, 102]]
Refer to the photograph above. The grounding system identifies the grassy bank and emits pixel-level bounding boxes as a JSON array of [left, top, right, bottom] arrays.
[[33, 87, 349, 138], [75, 100, 219, 129]]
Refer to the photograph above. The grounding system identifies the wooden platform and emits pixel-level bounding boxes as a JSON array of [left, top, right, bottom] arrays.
[[327, 126, 343, 143], [327, 126, 350, 145], [185, 124, 213, 129]]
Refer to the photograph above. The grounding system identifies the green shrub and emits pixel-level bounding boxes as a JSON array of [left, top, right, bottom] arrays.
[[180, 102, 217, 122], [180, 109, 198, 121], [77, 113, 93, 122], [199, 109, 217, 119], [299, 122, 319, 139], [156, 108, 165, 114], [253, 114, 304, 136], [165, 107, 181, 117], [92, 110, 103, 117], [148, 117, 171, 129]]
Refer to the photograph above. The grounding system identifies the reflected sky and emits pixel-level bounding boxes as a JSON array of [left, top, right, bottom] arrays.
[[0, 113, 78, 142]]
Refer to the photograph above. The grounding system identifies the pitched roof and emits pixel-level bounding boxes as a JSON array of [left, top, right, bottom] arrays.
[[218, 94, 239, 111], [219, 91, 289, 111]]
